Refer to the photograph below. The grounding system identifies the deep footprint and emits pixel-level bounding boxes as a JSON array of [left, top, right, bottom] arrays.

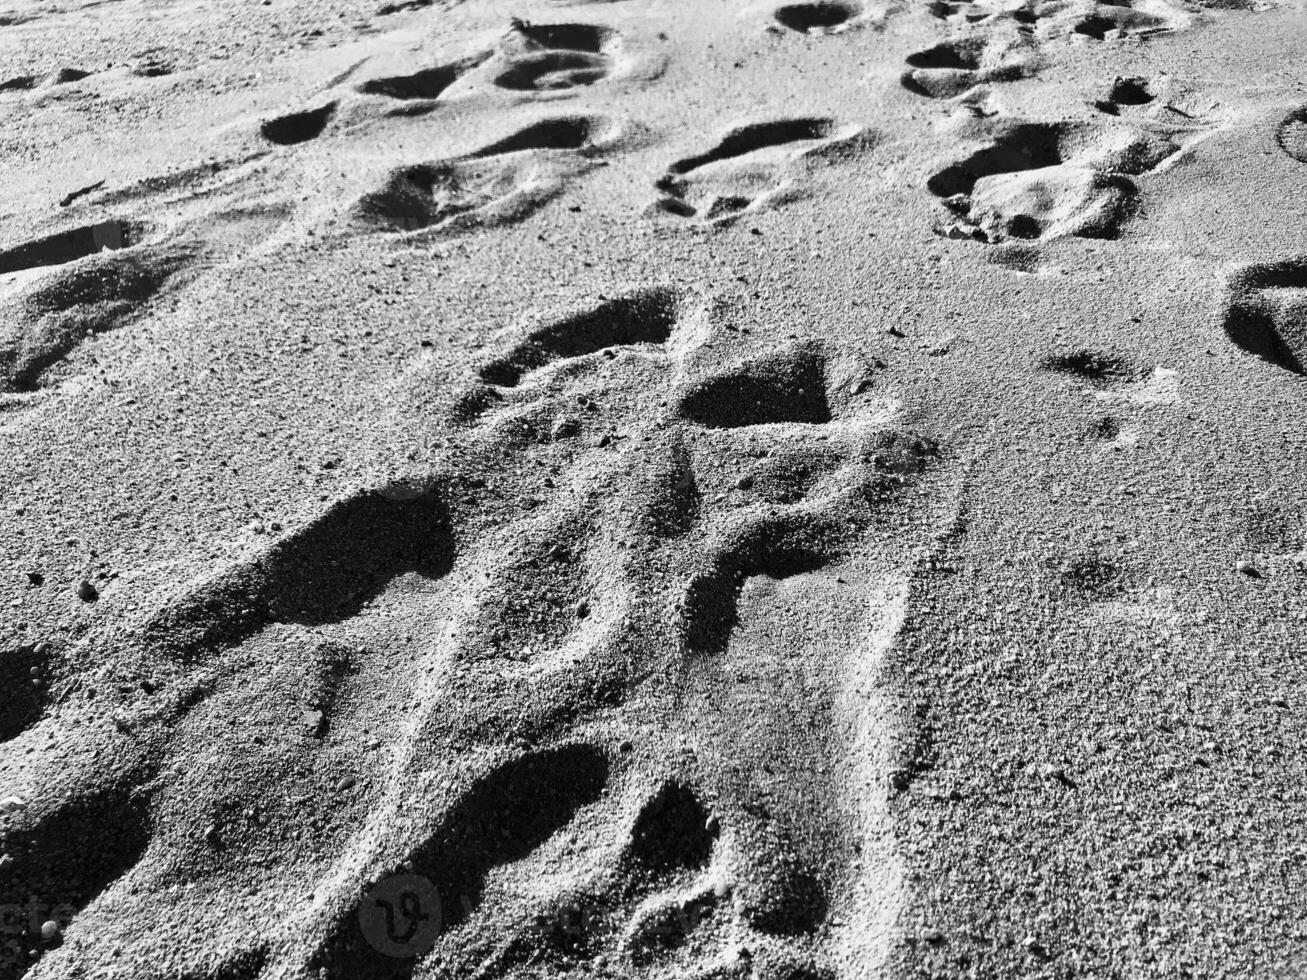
[[144, 486, 455, 656], [773, 2, 858, 32], [357, 54, 488, 100], [676, 341, 831, 428], [260, 101, 336, 145], [1222, 258, 1307, 375], [480, 287, 680, 387], [0, 786, 152, 980], [312, 744, 609, 980], [0, 220, 137, 276]]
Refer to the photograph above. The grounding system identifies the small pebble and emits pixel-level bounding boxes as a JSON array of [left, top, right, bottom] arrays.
[[1235, 558, 1260, 577], [40, 920, 58, 942], [76, 580, 98, 602]]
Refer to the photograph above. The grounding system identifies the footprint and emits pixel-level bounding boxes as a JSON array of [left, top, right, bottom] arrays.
[[145, 485, 455, 655], [929, 119, 1180, 242], [16, 287, 946, 979], [653, 118, 870, 222], [0, 243, 193, 392], [355, 52, 489, 101], [1094, 75, 1157, 115], [309, 744, 610, 980], [0, 220, 136, 276], [625, 780, 717, 878], [1221, 258, 1307, 375], [772, 1, 861, 33], [677, 340, 832, 427], [480, 286, 680, 387], [1071, 0, 1189, 38], [494, 18, 619, 92], [1276, 106, 1307, 164], [260, 100, 337, 145], [352, 115, 617, 234], [901, 35, 1034, 99]]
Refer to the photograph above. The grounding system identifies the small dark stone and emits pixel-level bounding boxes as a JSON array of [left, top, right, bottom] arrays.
[[76, 580, 98, 602]]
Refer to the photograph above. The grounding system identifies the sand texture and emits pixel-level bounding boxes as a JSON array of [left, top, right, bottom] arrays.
[[1, 0, 1306, 977]]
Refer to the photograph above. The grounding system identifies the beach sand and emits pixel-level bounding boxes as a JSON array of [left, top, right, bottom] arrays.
[[1, 0, 1306, 976]]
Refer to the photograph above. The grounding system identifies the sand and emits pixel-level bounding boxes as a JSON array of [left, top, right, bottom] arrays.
[[1, 0, 1306, 976]]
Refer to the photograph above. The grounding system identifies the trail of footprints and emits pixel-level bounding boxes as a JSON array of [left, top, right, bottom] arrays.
[[1, 285, 942, 979], [0, 3, 1293, 977]]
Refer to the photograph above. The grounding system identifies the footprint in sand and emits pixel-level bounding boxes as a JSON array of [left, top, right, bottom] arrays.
[[1093, 75, 1157, 115], [260, 100, 338, 145], [652, 118, 873, 223], [354, 51, 491, 107], [352, 114, 621, 234], [0, 222, 194, 394], [3, 287, 946, 979], [1068, 0, 1191, 39], [1221, 258, 1307, 375], [905, 0, 1192, 101], [493, 18, 620, 91], [901, 30, 1036, 99], [928, 118, 1183, 242], [771, 1, 867, 34]]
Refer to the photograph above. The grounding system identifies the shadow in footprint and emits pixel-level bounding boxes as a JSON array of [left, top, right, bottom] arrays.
[[676, 342, 831, 428], [667, 118, 837, 177], [260, 101, 336, 145], [0, 642, 50, 742], [468, 116, 598, 157], [900, 37, 1029, 99], [480, 287, 680, 387], [0, 786, 152, 980], [1222, 259, 1307, 375], [511, 20, 612, 52], [495, 51, 608, 91], [678, 518, 835, 655], [905, 39, 981, 70], [0, 220, 136, 276], [624, 781, 715, 877], [655, 118, 866, 220], [355, 116, 611, 234], [357, 54, 489, 101], [146, 487, 455, 656], [926, 123, 1064, 197], [773, 2, 858, 32], [313, 744, 610, 980]]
